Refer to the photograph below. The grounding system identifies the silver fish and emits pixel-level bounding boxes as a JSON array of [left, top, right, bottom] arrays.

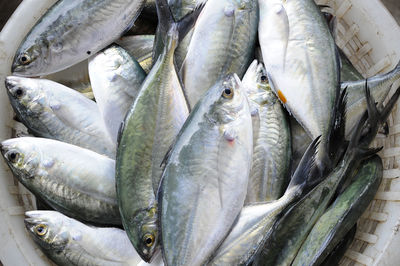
[[242, 60, 291, 204], [5, 76, 115, 158], [180, 0, 259, 107], [1, 137, 120, 225], [159, 74, 253, 266], [12, 0, 145, 76], [89, 44, 146, 143], [116, 13, 193, 261], [25, 211, 141, 266], [258, 0, 338, 166]]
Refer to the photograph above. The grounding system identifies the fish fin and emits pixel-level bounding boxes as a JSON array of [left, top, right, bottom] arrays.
[[177, 3, 205, 43], [347, 82, 400, 160], [325, 47, 347, 168], [156, 0, 205, 45], [286, 136, 320, 193]]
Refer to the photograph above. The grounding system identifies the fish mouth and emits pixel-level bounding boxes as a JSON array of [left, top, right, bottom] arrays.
[[0, 142, 8, 157], [4, 76, 17, 90]]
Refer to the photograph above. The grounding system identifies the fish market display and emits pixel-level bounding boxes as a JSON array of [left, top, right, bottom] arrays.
[[25, 211, 142, 266], [0, 137, 120, 225], [89, 44, 146, 142], [2, 1, 398, 266], [5, 76, 115, 158], [242, 61, 291, 203], [12, 0, 146, 76]]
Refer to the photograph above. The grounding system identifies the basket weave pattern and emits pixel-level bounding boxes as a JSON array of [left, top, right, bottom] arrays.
[[1, 0, 399, 265]]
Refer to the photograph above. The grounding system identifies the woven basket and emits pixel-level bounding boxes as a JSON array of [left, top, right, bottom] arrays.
[[0, 0, 399, 265]]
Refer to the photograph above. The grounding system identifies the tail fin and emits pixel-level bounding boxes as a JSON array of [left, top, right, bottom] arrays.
[[286, 136, 320, 194], [324, 48, 348, 169], [155, 0, 205, 46]]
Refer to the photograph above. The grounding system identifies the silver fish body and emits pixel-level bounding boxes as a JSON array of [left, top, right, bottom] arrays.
[[159, 74, 253, 266], [5, 76, 115, 158], [181, 0, 259, 107], [116, 26, 189, 262], [1, 137, 120, 225], [258, 0, 337, 157], [89, 44, 146, 143], [25, 211, 141, 266], [12, 0, 145, 76], [242, 61, 291, 203]]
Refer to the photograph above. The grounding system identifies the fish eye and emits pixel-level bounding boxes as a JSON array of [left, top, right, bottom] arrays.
[[260, 75, 268, 82], [7, 151, 19, 163], [143, 233, 155, 247], [222, 87, 234, 99], [19, 53, 31, 65], [15, 88, 24, 97], [35, 224, 48, 236]]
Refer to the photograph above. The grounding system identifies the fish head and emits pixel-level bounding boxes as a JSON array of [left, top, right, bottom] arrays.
[[5, 76, 46, 115], [207, 74, 247, 125], [0, 138, 41, 183], [24, 211, 69, 252], [131, 206, 158, 262], [12, 38, 52, 76]]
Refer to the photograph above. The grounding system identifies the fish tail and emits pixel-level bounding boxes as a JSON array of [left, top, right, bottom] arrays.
[[156, 0, 204, 46], [285, 135, 320, 195]]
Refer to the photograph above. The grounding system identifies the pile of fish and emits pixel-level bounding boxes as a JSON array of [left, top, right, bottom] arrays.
[[2, 0, 400, 265]]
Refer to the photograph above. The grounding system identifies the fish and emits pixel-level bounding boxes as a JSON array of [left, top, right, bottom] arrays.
[[258, 0, 338, 169], [180, 0, 259, 108], [0, 137, 120, 225], [12, 0, 145, 76], [24, 210, 141, 266], [253, 84, 400, 265], [343, 60, 400, 137], [5, 76, 115, 158], [208, 136, 319, 265], [89, 44, 146, 143], [158, 74, 253, 266], [293, 155, 382, 266], [116, 0, 202, 261], [116, 35, 155, 73], [242, 60, 291, 203]]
